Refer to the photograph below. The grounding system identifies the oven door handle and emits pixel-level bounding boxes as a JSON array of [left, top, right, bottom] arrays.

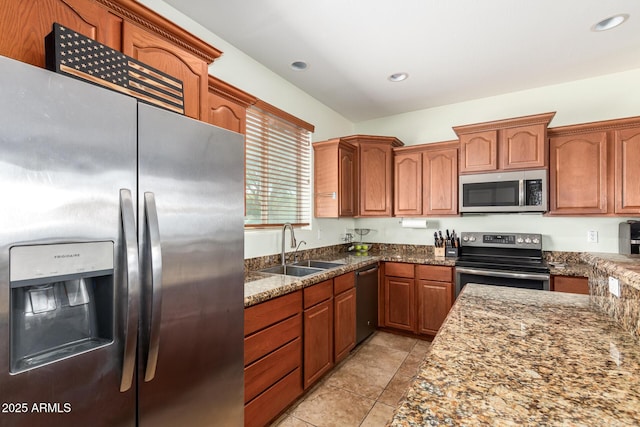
[[456, 266, 550, 281]]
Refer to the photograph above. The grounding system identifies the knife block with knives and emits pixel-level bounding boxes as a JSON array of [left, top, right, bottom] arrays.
[[434, 229, 460, 258]]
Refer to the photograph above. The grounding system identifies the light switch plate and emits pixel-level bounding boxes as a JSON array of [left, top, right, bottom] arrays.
[[587, 230, 598, 243], [608, 276, 620, 297]]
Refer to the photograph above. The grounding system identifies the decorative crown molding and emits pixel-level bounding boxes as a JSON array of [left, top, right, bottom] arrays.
[[96, 0, 222, 63]]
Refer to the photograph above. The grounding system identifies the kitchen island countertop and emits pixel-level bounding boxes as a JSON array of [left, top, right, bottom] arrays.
[[390, 283, 640, 426]]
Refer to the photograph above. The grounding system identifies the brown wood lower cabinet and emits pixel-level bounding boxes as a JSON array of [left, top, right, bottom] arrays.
[[244, 291, 303, 427], [416, 265, 454, 335], [383, 262, 453, 337], [334, 273, 356, 364], [384, 275, 416, 332], [302, 271, 358, 389], [303, 280, 334, 389], [551, 275, 589, 295]]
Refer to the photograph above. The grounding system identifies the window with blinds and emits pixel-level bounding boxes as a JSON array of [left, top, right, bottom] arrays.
[[245, 104, 312, 227]]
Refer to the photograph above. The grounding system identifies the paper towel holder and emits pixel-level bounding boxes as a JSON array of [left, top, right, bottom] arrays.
[[399, 218, 429, 229]]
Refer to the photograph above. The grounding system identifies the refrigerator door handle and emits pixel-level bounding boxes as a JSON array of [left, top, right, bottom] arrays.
[[119, 189, 140, 392], [144, 192, 163, 382]]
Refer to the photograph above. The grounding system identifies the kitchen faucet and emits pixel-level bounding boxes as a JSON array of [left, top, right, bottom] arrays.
[[281, 223, 297, 266]]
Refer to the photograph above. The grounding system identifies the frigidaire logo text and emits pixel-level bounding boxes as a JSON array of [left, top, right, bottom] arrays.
[[54, 254, 80, 259]]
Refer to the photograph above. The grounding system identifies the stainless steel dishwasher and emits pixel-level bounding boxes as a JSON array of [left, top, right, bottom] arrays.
[[356, 264, 379, 345]]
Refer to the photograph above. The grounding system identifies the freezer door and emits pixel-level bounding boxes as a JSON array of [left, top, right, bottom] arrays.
[[0, 56, 137, 426], [137, 103, 245, 426]]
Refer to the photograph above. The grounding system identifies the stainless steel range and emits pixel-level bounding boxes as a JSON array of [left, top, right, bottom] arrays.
[[455, 232, 550, 296]]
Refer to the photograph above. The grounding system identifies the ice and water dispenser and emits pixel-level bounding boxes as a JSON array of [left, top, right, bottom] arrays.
[[9, 241, 114, 374]]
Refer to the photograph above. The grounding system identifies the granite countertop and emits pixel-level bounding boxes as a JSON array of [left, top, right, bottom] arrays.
[[547, 261, 591, 277], [244, 254, 378, 307], [244, 251, 456, 307], [581, 252, 640, 291], [390, 284, 640, 426]]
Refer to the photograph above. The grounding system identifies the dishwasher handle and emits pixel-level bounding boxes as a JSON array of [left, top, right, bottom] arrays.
[[356, 265, 379, 276]]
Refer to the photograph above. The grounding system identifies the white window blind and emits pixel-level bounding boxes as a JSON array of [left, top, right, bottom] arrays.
[[245, 104, 312, 227]]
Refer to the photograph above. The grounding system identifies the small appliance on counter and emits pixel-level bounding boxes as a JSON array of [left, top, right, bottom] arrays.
[[619, 221, 640, 254]]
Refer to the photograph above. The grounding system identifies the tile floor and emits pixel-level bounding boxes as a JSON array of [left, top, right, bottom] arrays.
[[271, 331, 431, 427]]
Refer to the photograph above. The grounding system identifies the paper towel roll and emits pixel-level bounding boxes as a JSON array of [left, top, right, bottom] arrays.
[[401, 218, 428, 229]]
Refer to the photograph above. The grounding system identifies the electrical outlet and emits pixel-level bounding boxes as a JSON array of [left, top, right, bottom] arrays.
[[608, 277, 620, 297], [587, 230, 598, 243]]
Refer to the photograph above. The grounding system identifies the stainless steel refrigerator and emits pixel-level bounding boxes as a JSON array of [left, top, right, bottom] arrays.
[[0, 55, 245, 427]]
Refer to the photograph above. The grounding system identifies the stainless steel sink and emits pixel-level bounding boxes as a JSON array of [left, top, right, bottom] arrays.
[[292, 260, 344, 269], [258, 265, 323, 277]]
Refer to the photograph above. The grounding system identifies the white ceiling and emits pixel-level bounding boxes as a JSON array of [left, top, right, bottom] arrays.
[[163, 0, 640, 122]]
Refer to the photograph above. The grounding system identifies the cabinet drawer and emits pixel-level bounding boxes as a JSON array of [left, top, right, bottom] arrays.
[[416, 265, 452, 282], [245, 290, 302, 336], [385, 262, 414, 278], [304, 279, 333, 309], [244, 367, 303, 427], [334, 272, 355, 295], [244, 337, 301, 403], [244, 313, 302, 366]]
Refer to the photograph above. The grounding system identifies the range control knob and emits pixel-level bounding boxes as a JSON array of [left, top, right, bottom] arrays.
[[532, 238, 540, 244], [470, 236, 476, 242], [524, 238, 532, 244], [463, 236, 469, 242], [516, 237, 524, 244]]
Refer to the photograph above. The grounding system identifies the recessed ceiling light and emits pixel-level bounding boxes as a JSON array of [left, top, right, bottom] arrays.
[[388, 72, 408, 82], [592, 14, 629, 32], [290, 61, 308, 71]]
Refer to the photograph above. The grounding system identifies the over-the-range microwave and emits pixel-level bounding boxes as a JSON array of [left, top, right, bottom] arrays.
[[459, 169, 547, 213]]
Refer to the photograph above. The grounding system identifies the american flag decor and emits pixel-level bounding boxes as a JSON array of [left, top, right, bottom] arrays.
[[45, 23, 184, 115]]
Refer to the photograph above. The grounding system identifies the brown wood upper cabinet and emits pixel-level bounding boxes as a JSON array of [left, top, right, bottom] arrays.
[[122, 21, 208, 120], [393, 141, 458, 217], [313, 135, 403, 218], [207, 75, 256, 134], [2, 0, 223, 122], [313, 139, 358, 217], [548, 117, 640, 216], [454, 112, 556, 174], [0, 0, 123, 69], [615, 126, 640, 214]]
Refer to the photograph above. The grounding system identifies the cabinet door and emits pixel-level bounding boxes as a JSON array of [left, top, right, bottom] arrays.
[[383, 276, 415, 332], [313, 142, 339, 217], [549, 132, 608, 214], [394, 151, 423, 216], [360, 143, 393, 216], [459, 130, 498, 173], [416, 280, 452, 336], [207, 90, 246, 134], [0, 0, 122, 68], [122, 21, 208, 120], [339, 143, 357, 216], [303, 299, 334, 389], [615, 126, 640, 215], [334, 288, 356, 364], [499, 124, 546, 170], [423, 148, 458, 215]]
